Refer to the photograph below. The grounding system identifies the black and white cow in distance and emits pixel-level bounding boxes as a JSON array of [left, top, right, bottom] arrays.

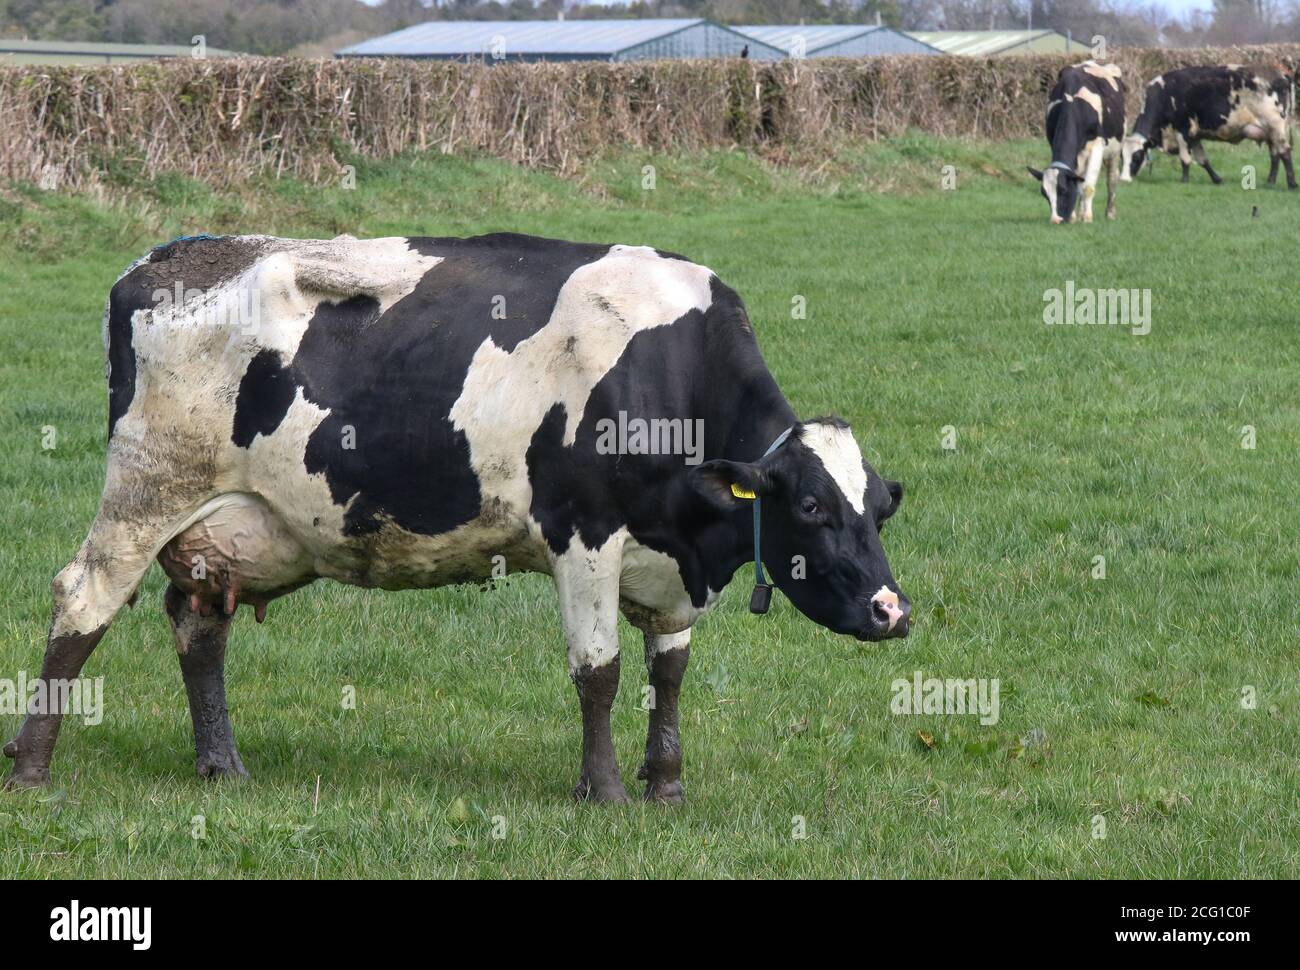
[[1028, 61, 1127, 224], [1120, 64, 1296, 189], [3, 232, 911, 803]]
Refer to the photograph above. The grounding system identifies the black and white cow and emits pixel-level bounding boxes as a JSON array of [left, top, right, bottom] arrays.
[[1028, 61, 1127, 224], [1121, 64, 1296, 189], [3, 232, 911, 803]]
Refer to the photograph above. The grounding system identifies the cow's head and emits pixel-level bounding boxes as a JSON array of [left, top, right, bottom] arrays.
[[1120, 133, 1151, 182], [689, 418, 911, 641], [1028, 164, 1082, 224]]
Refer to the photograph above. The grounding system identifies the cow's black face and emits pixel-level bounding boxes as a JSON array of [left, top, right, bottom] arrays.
[[689, 420, 911, 641], [1121, 134, 1151, 181], [1128, 147, 1148, 178]]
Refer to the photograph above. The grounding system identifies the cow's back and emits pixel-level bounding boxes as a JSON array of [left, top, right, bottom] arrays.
[[1046, 62, 1125, 151]]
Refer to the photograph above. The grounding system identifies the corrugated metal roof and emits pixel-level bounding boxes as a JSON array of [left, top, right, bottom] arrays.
[[338, 19, 713, 57], [906, 30, 1088, 56], [734, 25, 878, 54]]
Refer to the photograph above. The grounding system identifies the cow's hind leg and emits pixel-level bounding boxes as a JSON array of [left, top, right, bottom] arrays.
[[3, 520, 163, 788], [554, 537, 629, 804], [164, 584, 247, 780], [1270, 135, 1297, 189], [637, 630, 690, 805]]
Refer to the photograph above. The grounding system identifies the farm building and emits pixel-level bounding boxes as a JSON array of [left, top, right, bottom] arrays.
[[336, 18, 784, 62], [0, 39, 236, 65], [734, 24, 939, 58], [904, 30, 1092, 56]]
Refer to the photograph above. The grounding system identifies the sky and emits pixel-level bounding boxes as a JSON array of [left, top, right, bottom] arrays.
[[1158, 0, 1214, 15]]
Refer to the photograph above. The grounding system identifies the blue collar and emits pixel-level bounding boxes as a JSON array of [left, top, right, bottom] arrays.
[[749, 427, 793, 614]]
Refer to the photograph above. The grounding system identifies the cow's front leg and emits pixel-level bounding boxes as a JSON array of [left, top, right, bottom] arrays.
[[164, 584, 248, 779], [1079, 146, 1104, 224], [1175, 132, 1193, 182], [554, 539, 629, 804], [1190, 142, 1222, 184], [638, 630, 690, 804]]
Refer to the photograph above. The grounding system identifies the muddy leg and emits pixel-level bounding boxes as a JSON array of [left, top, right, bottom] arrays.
[[164, 584, 247, 780], [3, 526, 155, 788], [1267, 151, 1280, 185], [2, 624, 107, 789], [572, 657, 627, 803], [637, 630, 690, 805]]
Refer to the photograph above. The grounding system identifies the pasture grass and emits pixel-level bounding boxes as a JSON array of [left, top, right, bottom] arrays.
[[0, 135, 1297, 878]]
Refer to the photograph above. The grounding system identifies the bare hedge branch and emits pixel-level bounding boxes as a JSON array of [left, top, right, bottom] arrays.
[[2, 47, 1296, 190]]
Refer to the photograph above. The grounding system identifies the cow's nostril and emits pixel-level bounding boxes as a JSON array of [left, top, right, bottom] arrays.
[[872, 600, 892, 626]]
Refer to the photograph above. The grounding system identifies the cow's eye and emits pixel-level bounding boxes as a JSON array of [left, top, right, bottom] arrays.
[[799, 497, 818, 516]]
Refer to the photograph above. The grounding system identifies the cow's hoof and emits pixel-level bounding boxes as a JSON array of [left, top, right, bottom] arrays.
[[1106, 211, 1116, 221], [196, 754, 250, 781], [644, 780, 685, 805], [572, 777, 630, 804], [2, 766, 50, 791]]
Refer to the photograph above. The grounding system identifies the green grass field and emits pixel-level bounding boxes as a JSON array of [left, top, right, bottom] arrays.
[[0, 136, 1296, 878]]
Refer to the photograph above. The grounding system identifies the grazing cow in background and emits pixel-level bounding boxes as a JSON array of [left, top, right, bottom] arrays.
[[1121, 64, 1296, 189], [3, 232, 911, 804], [1028, 61, 1127, 224]]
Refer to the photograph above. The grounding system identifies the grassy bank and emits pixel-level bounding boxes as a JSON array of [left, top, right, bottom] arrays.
[[0, 136, 1296, 877]]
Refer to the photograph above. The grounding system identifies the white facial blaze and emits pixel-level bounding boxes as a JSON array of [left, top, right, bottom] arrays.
[[798, 421, 868, 515], [1042, 167, 1063, 221]]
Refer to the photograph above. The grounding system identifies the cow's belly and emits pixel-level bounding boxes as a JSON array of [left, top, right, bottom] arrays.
[[160, 490, 550, 600]]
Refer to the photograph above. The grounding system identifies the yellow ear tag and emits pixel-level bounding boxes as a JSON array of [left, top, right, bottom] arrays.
[[731, 483, 757, 500]]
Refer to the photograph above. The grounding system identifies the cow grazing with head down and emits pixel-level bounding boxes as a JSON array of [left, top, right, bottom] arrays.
[[2, 232, 911, 804], [1121, 64, 1296, 189], [1029, 61, 1127, 224]]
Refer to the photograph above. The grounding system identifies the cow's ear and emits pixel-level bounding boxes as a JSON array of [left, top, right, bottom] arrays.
[[689, 460, 771, 512], [1027, 166, 1044, 181], [880, 479, 903, 524]]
